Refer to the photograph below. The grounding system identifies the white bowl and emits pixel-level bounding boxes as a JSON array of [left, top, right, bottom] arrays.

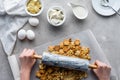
[[47, 6, 66, 27], [73, 6, 88, 20], [25, 0, 43, 16]]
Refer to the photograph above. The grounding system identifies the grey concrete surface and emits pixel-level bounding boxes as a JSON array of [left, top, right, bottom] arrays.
[[0, 0, 120, 80]]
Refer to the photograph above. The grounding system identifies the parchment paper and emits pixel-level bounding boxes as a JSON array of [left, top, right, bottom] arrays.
[[15, 29, 118, 80]]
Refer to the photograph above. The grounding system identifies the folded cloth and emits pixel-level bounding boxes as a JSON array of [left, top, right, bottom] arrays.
[[4, 0, 28, 16], [0, 0, 29, 79], [8, 55, 20, 80], [0, 0, 29, 56], [0, 16, 28, 55], [0, 0, 5, 15]]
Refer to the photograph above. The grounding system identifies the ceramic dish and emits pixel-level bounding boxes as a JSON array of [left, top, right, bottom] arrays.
[[47, 6, 66, 26], [67, 3, 88, 20], [92, 0, 120, 16], [25, 0, 43, 16], [73, 5, 88, 20]]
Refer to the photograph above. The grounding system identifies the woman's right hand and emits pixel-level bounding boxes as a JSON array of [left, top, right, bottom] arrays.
[[93, 60, 111, 80]]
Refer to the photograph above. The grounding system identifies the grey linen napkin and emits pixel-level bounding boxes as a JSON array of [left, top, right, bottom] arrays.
[[0, 0, 29, 80], [0, 0, 28, 56], [8, 55, 20, 80]]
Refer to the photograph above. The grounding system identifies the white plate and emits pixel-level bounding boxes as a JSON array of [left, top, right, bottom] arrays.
[[92, 0, 120, 16]]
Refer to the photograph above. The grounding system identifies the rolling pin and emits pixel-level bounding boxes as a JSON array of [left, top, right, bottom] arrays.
[[33, 52, 97, 71]]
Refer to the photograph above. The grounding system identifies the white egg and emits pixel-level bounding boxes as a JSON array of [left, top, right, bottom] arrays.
[[28, 17, 39, 26], [26, 30, 35, 40], [18, 29, 26, 40]]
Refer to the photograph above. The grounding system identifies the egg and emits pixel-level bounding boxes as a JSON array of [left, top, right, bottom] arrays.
[[28, 17, 39, 26], [26, 30, 35, 40], [18, 29, 26, 40]]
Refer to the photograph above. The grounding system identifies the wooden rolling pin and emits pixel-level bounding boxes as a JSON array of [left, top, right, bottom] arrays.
[[33, 52, 97, 71]]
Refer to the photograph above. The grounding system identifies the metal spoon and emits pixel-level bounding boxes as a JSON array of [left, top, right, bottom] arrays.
[[101, 0, 120, 16]]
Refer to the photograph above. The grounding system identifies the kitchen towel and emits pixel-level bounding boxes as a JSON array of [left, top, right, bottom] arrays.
[[8, 55, 20, 80], [0, 0, 29, 56]]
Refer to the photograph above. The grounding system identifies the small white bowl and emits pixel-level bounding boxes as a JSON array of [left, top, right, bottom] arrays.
[[73, 6, 88, 20], [47, 6, 66, 26], [25, 0, 43, 16]]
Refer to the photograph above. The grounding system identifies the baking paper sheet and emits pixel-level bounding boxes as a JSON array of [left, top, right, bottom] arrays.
[[15, 29, 118, 80], [33, 29, 118, 80]]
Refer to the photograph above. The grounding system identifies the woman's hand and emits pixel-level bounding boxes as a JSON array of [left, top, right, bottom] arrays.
[[93, 60, 111, 80], [19, 49, 36, 80]]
